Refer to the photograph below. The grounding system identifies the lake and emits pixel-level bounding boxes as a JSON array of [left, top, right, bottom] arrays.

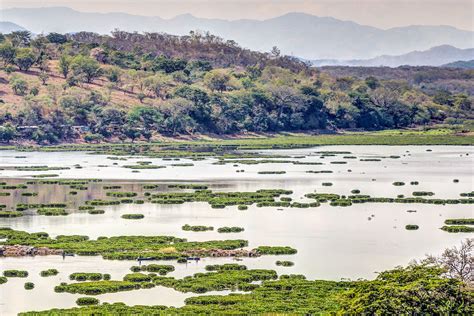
[[0, 145, 472, 314]]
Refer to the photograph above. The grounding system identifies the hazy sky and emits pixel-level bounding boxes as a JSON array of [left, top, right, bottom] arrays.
[[2, 0, 473, 30]]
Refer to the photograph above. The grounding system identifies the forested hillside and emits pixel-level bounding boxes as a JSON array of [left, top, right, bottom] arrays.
[[0, 31, 472, 144]]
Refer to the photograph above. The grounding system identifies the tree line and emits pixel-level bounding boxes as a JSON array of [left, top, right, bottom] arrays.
[[0, 30, 472, 144]]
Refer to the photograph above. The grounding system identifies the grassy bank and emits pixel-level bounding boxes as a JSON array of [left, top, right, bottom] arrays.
[[1, 129, 473, 154]]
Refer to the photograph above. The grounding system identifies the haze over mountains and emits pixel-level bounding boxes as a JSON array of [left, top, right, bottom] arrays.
[[0, 21, 25, 33], [1, 6, 473, 61], [311, 46, 474, 67]]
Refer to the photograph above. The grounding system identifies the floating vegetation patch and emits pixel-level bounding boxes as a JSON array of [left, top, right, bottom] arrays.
[[205, 264, 247, 271], [76, 297, 100, 306], [121, 214, 144, 219], [182, 224, 213, 232], [444, 219, 474, 225], [32, 174, 60, 178], [103, 186, 122, 190], [14, 166, 70, 171], [55, 280, 141, 295], [0, 184, 28, 190], [150, 189, 292, 209], [217, 227, 245, 233], [130, 264, 175, 275], [37, 208, 68, 216], [21, 192, 38, 196], [0, 211, 23, 217], [255, 246, 297, 255], [70, 273, 111, 281], [412, 191, 434, 196], [168, 184, 209, 190], [24, 282, 35, 290], [440, 226, 474, 233], [40, 269, 59, 277], [88, 209, 105, 215], [123, 165, 165, 170], [106, 192, 138, 198], [3, 270, 28, 277]]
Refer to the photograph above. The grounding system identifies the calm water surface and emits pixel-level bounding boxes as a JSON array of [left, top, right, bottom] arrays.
[[0, 145, 473, 315]]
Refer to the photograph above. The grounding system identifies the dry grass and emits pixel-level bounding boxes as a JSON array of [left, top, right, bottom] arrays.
[[0, 60, 147, 114]]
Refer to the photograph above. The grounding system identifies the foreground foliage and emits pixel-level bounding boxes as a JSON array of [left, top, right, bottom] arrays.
[[20, 263, 473, 315]]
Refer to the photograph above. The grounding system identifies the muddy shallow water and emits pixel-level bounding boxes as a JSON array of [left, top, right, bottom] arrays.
[[0, 145, 473, 315]]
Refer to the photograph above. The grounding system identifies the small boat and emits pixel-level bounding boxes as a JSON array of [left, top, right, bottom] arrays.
[[187, 257, 200, 261], [137, 257, 155, 262]]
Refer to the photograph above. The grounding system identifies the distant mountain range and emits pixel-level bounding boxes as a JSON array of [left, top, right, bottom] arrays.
[[311, 45, 474, 67], [0, 21, 25, 33], [1, 7, 473, 60]]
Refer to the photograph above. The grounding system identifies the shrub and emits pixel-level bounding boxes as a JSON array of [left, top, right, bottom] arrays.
[[276, 261, 294, 267], [10, 75, 29, 96], [405, 225, 419, 230]]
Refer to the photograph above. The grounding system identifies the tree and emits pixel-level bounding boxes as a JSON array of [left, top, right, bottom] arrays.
[[0, 123, 16, 143], [39, 72, 49, 85], [127, 106, 163, 130], [9, 31, 31, 47], [70, 55, 102, 83], [143, 74, 171, 99], [105, 66, 122, 83], [152, 55, 187, 74], [0, 43, 16, 66], [10, 75, 29, 96], [365, 76, 379, 89], [14, 48, 36, 71], [270, 46, 281, 58], [46, 32, 68, 44], [341, 263, 473, 314], [58, 55, 72, 78], [425, 238, 473, 284], [204, 69, 230, 92]]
